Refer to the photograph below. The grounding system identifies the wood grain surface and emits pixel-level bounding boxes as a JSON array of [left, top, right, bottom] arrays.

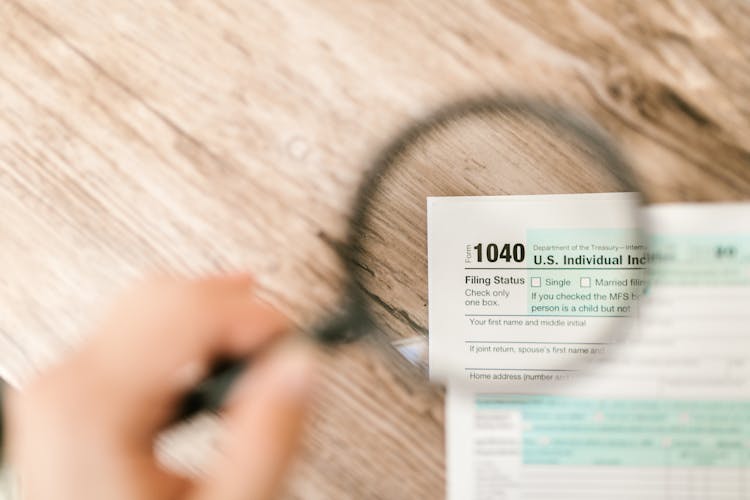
[[1, 1, 748, 499]]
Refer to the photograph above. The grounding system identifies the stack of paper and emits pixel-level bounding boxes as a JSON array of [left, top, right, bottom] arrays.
[[428, 194, 750, 499]]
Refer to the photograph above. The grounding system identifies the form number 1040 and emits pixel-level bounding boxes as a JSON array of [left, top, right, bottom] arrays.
[[471, 243, 525, 263]]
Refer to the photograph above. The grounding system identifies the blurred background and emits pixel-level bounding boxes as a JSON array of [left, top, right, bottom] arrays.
[[0, 1, 748, 498]]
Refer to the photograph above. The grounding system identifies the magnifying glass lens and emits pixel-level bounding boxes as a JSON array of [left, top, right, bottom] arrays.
[[348, 99, 647, 390]]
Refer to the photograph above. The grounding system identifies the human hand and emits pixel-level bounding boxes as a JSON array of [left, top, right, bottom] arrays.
[[5, 275, 315, 500]]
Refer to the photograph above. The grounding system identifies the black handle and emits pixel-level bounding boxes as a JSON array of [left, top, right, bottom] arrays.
[[174, 359, 247, 422]]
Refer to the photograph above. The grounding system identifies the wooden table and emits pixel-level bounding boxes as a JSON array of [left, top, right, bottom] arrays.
[[1, 1, 748, 498]]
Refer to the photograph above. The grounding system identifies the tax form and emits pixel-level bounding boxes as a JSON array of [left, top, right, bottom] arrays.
[[428, 196, 750, 499]]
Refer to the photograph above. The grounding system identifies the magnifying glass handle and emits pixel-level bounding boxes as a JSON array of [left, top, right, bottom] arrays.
[[174, 359, 245, 422]]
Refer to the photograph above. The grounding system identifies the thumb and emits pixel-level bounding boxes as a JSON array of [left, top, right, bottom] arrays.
[[189, 341, 316, 500]]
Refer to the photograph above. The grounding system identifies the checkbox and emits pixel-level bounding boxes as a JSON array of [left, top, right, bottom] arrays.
[[580, 277, 591, 288], [531, 276, 541, 287]]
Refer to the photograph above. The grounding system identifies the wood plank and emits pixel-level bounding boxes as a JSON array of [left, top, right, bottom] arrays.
[[0, 1, 748, 498]]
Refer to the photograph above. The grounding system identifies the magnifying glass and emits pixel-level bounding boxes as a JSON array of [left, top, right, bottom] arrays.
[[179, 95, 648, 418]]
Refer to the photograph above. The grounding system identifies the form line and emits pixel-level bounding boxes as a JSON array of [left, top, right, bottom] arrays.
[[465, 314, 627, 318], [465, 368, 577, 372], [464, 341, 612, 345]]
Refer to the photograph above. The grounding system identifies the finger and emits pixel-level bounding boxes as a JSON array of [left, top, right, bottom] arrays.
[[137, 273, 256, 296], [70, 275, 290, 429], [189, 342, 316, 500], [81, 274, 281, 386], [6, 377, 191, 500], [88, 273, 256, 359]]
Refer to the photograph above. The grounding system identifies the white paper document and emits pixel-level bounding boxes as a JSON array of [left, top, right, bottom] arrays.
[[428, 195, 750, 499]]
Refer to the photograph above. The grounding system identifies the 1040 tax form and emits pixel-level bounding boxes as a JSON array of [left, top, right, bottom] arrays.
[[428, 195, 750, 499]]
